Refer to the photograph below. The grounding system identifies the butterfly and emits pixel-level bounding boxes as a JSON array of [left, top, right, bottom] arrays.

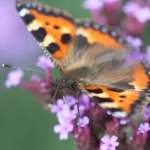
[[16, 0, 150, 119]]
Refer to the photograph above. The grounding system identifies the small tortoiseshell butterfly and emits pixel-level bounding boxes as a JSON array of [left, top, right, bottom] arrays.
[[16, 0, 150, 119]]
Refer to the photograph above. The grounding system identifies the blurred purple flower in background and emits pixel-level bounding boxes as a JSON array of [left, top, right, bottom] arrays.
[[5, 69, 24, 88], [120, 119, 128, 125], [122, 1, 138, 14], [138, 123, 150, 134], [82, 0, 104, 10], [36, 55, 55, 69], [123, 1, 150, 23], [126, 36, 143, 48], [144, 105, 150, 120]]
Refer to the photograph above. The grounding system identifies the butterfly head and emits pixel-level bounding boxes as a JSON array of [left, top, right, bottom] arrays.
[[52, 77, 79, 92]]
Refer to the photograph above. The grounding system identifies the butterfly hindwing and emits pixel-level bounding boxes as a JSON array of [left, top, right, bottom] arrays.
[[64, 60, 150, 118], [83, 60, 150, 118], [75, 20, 133, 51], [129, 60, 150, 93], [110, 60, 150, 93], [85, 85, 149, 118]]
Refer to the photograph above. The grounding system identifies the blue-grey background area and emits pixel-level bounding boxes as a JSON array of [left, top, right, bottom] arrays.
[[0, 0, 90, 150]]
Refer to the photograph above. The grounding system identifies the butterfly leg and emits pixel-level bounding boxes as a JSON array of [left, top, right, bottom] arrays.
[[61, 89, 71, 109], [51, 85, 60, 104]]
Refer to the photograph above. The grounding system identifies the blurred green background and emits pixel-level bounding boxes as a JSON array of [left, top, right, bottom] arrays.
[[0, 0, 90, 150]]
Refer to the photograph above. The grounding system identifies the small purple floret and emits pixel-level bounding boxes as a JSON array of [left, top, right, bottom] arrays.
[[66, 95, 76, 107], [123, 2, 150, 23], [100, 135, 119, 150], [77, 116, 90, 127], [36, 55, 54, 69], [126, 36, 143, 48], [138, 123, 150, 134], [54, 122, 73, 140], [82, 0, 104, 10], [5, 69, 24, 88]]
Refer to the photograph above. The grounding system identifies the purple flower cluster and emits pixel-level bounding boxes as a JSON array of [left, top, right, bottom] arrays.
[[123, 1, 150, 23], [51, 95, 90, 140], [4, 0, 150, 150]]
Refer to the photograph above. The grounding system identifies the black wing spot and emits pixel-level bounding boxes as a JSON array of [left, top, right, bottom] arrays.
[[22, 14, 35, 25], [46, 42, 60, 54], [31, 27, 47, 42], [93, 96, 113, 103], [130, 94, 146, 116], [54, 25, 60, 29], [107, 88, 124, 92], [119, 95, 126, 98], [45, 22, 50, 25], [113, 82, 135, 89], [61, 34, 71, 44], [74, 35, 90, 50], [87, 88, 103, 94], [108, 108, 123, 112], [119, 100, 124, 102]]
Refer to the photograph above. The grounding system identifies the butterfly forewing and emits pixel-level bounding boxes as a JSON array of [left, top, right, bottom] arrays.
[[16, 0, 76, 71]]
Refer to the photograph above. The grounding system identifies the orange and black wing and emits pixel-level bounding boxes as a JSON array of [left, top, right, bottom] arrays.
[[73, 20, 134, 61], [16, 1, 134, 71], [84, 60, 150, 118], [16, 0, 76, 71]]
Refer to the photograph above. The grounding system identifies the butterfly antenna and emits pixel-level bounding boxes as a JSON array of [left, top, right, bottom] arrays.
[[2, 64, 53, 77]]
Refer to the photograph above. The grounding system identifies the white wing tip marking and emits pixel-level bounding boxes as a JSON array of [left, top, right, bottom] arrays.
[[19, 8, 29, 17]]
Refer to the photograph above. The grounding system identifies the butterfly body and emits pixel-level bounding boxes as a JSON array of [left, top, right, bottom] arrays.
[[52, 77, 80, 92], [16, 0, 150, 118]]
